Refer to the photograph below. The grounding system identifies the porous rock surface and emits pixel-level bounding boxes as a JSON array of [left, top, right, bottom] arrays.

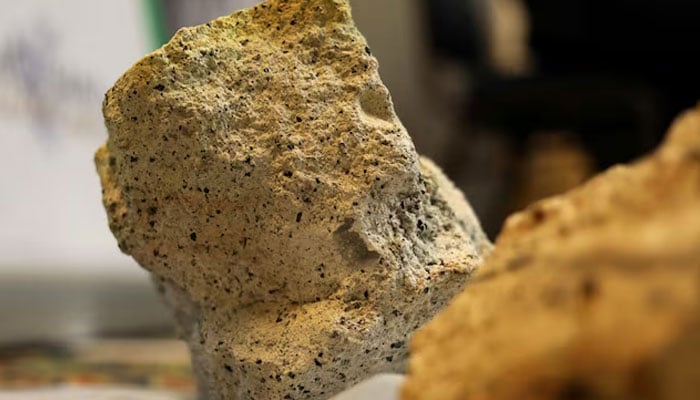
[[403, 107, 700, 400], [95, 1, 490, 399]]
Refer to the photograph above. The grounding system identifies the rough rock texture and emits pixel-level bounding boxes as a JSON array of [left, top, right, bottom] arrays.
[[95, 1, 490, 399], [403, 107, 700, 400]]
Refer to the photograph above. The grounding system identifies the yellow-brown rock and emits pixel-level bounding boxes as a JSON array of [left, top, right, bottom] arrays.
[[403, 107, 700, 400], [95, 0, 490, 399]]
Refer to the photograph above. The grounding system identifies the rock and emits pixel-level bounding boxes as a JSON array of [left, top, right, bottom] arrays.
[[95, 1, 490, 399], [402, 107, 700, 400]]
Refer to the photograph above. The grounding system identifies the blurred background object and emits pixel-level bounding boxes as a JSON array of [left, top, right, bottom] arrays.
[[0, 0, 194, 394], [0, 0, 174, 343], [421, 0, 700, 235], [1, 0, 700, 394]]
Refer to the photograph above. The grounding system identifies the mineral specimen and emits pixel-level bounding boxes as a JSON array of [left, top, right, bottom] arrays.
[[403, 106, 700, 400], [95, 0, 489, 399]]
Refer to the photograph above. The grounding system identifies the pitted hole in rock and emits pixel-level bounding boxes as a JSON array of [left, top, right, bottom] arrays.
[[333, 218, 380, 263], [358, 85, 393, 123]]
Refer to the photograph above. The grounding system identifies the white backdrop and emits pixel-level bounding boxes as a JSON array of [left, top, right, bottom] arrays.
[[0, 0, 172, 343], [0, 0, 151, 276]]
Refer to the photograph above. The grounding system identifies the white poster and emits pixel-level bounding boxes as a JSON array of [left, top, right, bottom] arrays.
[[0, 1, 154, 276]]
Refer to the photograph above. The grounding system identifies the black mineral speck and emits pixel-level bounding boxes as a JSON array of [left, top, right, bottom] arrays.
[[154, 83, 165, 91], [296, 212, 302, 223], [224, 364, 233, 372], [190, 232, 197, 241]]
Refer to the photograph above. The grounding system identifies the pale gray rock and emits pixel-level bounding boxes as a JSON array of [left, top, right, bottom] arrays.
[[95, 0, 489, 398]]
